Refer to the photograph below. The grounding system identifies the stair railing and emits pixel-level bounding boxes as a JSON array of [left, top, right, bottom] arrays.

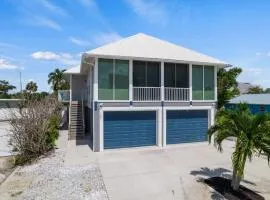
[[81, 93, 85, 136]]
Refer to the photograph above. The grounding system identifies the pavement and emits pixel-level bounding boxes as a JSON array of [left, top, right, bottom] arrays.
[[65, 140, 270, 200], [0, 121, 12, 157]]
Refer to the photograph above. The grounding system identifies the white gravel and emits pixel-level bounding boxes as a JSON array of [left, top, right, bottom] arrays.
[[15, 149, 108, 200]]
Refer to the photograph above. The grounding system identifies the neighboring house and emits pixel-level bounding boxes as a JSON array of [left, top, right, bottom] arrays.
[[226, 94, 270, 114], [237, 82, 255, 94], [61, 33, 229, 152]]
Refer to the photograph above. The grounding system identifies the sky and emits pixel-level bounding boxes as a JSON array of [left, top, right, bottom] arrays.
[[0, 0, 270, 92]]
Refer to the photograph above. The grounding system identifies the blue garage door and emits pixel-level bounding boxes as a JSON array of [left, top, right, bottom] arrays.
[[167, 110, 208, 144], [104, 111, 156, 149]]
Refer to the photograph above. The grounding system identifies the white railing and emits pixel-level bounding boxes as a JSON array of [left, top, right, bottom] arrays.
[[165, 87, 190, 101], [133, 87, 161, 101], [58, 90, 70, 102]]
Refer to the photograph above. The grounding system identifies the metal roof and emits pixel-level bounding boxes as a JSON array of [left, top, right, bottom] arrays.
[[229, 94, 270, 105], [86, 33, 229, 66], [64, 65, 80, 74]]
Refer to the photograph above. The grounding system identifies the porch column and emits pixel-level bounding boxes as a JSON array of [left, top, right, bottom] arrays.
[[69, 74, 72, 126], [189, 64, 192, 102], [161, 61, 164, 101], [129, 59, 133, 102], [93, 57, 98, 102], [214, 65, 218, 102]]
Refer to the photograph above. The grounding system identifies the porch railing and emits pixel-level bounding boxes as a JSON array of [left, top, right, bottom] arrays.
[[133, 87, 161, 101], [165, 87, 190, 101]]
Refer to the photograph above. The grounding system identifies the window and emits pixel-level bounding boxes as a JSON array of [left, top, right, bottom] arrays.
[[133, 61, 160, 87], [164, 63, 189, 88], [98, 58, 129, 100], [192, 65, 215, 100], [259, 105, 265, 112]]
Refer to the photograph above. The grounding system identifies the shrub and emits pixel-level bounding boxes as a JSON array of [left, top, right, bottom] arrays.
[[9, 97, 62, 165]]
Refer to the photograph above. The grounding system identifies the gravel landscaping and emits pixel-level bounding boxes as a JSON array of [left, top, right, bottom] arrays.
[[0, 130, 108, 200]]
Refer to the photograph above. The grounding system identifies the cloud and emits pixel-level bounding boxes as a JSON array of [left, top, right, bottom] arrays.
[[267, 52, 270, 57], [32, 16, 62, 31], [31, 51, 79, 65], [255, 52, 261, 56], [125, 0, 167, 25], [242, 67, 262, 75], [77, 0, 96, 7], [0, 58, 18, 70], [38, 0, 68, 16], [93, 32, 122, 46], [69, 36, 91, 46]]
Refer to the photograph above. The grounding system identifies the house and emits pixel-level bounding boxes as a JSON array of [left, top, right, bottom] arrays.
[[226, 94, 270, 114], [237, 82, 254, 94], [60, 33, 229, 152]]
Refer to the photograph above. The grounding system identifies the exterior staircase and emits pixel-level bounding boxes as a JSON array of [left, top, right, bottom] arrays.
[[69, 101, 85, 140]]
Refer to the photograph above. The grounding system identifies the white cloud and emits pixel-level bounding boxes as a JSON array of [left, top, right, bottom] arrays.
[[38, 0, 68, 16], [255, 52, 261, 56], [0, 58, 18, 70], [31, 16, 62, 31], [243, 67, 262, 75], [31, 51, 79, 65], [94, 32, 122, 46], [125, 0, 167, 25], [267, 52, 270, 57], [69, 36, 91, 46]]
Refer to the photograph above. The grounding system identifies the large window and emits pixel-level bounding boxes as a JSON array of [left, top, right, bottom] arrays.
[[98, 58, 129, 100], [192, 65, 215, 100], [133, 61, 160, 87], [164, 63, 189, 88]]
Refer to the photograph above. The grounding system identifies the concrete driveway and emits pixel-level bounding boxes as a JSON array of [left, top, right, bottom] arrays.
[[96, 141, 270, 200], [0, 121, 12, 157]]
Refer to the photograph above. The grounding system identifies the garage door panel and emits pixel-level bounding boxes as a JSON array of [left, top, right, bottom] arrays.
[[104, 111, 156, 149], [167, 110, 208, 144]]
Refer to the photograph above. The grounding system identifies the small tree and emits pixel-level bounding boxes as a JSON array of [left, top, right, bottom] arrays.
[[25, 81, 38, 93], [217, 67, 242, 109], [208, 104, 270, 190], [248, 85, 264, 94], [9, 96, 62, 164], [0, 80, 16, 98]]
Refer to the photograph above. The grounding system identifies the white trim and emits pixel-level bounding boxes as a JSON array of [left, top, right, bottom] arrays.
[[88, 54, 228, 68], [99, 107, 104, 152], [129, 59, 133, 102], [69, 74, 72, 126], [113, 59, 115, 100], [157, 109, 162, 147], [214, 65, 218, 101], [164, 106, 212, 110], [161, 61, 164, 101], [162, 108, 166, 147], [202, 65, 205, 100], [93, 57, 98, 101], [210, 107, 215, 126], [102, 106, 159, 111], [189, 63, 192, 101]]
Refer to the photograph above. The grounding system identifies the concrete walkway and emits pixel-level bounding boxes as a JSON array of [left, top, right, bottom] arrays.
[[65, 140, 270, 200]]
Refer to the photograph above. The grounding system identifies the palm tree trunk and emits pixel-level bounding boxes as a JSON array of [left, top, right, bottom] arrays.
[[231, 170, 241, 190]]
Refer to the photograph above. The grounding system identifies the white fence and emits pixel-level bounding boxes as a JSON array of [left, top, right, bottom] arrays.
[[133, 87, 161, 101], [165, 87, 190, 101]]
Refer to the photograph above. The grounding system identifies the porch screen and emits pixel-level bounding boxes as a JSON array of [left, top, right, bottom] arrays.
[[164, 63, 189, 88], [192, 65, 215, 100], [98, 58, 129, 100]]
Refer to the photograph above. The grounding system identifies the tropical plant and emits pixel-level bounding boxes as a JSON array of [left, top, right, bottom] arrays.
[[248, 85, 264, 94], [48, 68, 69, 93], [208, 104, 270, 191], [217, 67, 242, 109], [0, 80, 16, 96], [25, 81, 38, 93]]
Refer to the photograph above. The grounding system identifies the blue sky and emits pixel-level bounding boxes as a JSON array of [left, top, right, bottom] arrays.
[[1, 0, 270, 92]]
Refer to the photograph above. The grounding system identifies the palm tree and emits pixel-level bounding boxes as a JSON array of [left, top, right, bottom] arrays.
[[25, 81, 38, 93], [208, 104, 270, 191], [48, 68, 69, 93]]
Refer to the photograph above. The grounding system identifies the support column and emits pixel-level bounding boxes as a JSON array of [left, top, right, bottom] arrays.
[[189, 64, 192, 102], [162, 107, 167, 147], [69, 74, 72, 126], [161, 61, 164, 101], [99, 108, 104, 152], [93, 57, 98, 102], [214, 65, 218, 102], [157, 108, 162, 147], [129, 59, 133, 102]]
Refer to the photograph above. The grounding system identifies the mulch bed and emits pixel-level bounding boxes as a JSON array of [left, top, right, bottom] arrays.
[[204, 177, 265, 200]]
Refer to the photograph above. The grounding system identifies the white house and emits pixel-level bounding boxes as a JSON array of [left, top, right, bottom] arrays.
[[61, 33, 229, 152]]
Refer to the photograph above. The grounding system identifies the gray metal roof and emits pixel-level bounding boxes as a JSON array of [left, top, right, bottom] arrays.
[[229, 94, 270, 105]]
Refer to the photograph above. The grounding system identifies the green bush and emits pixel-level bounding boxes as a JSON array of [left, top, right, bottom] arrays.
[[46, 114, 61, 148]]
